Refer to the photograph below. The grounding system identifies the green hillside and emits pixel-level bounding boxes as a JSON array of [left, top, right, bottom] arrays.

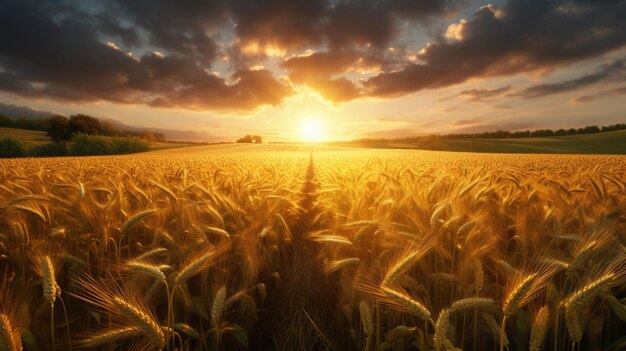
[[442, 130, 626, 154], [0, 127, 50, 146], [343, 130, 626, 154], [0, 127, 198, 151]]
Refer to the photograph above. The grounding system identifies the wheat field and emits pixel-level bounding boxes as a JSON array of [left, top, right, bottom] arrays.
[[0, 144, 625, 351]]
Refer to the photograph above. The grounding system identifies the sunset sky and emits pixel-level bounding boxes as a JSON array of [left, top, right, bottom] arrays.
[[1, 0, 625, 142]]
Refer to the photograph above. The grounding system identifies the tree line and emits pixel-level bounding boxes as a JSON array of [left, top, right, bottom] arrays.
[[444, 123, 626, 139], [0, 113, 157, 158], [356, 123, 626, 144], [0, 113, 166, 142], [0, 134, 150, 158]]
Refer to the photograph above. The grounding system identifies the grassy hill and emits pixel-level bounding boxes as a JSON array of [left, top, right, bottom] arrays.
[[0, 127, 50, 146], [341, 130, 626, 154], [0, 127, 199, 151]]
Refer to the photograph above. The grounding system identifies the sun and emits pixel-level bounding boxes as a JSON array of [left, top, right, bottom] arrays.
[[299, 117, 327, 142]]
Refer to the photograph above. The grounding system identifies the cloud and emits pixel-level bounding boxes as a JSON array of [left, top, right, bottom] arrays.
[[229, 0, 460, 53], [0, 2, 292, 111], [363, 0, 626, 97], [450, 118, 483, 126], [142, 57, 294, 110], [0, 0, 624, 110], [569, 86, 626, 104], [517, 59, 625, 98], [452, 121, 536, 134], [282, 51, 393, 102], [457, 86, 511, 101], [0, 0, 460, 109], [110, 0, 225, 60], [229, 0, 328, 53]]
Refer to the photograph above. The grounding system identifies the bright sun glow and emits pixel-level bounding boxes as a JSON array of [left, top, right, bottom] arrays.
[[299, 118, 326, 142]]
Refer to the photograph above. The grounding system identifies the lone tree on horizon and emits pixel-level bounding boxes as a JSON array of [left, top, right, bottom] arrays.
[[237, 134, 262, 143]]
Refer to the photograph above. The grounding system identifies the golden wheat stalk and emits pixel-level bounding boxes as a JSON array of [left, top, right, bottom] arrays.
[[359, 301, 374, 338], [125, 261, 167, 282], [174, 243, 229, 286], [111, 297, 164, 347], [0, 313, 22, 351], [211, 286, 227, 327], [503, 273, 538, 317], [72, 276, 165, 349], [529, 306, 550, 351], [380, 285, 431, 320], [132, 247, 168, 262], [382, 234, 437, 286], [80, 327, 141, 348], [434, 298, 494, 351], [120, 209, 158, 234]]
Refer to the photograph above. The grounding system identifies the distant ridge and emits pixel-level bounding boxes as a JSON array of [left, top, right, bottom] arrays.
[[0, 102, 225, 143], [0, 102, 54, 120]]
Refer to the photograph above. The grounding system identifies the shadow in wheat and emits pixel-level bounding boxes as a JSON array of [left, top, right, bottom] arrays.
[[269, 154, 338, 350]]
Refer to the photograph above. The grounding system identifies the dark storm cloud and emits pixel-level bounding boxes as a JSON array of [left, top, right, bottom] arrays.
[[228, 0, 460, 52], [516, 59, 625, 98], [1, 0, 625, 109], [364, 0, 626, 97], [388, 0, 459, 18], [141, 55, 293, 110], [0, 0, 458, 109], [109, 0, 226, 61], [282, 51, 394, 102], [0, 0, 292, 110], [229, 0, 328, 51]]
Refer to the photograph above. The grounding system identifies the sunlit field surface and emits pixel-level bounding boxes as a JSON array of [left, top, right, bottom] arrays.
[[1, 144, 625, 351]]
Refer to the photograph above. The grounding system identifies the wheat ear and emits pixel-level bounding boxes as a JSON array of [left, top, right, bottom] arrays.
[[529, 306, 550, 351], [81, 327, 141, 348], [0, 313, 22, 351], [211, 286, 227, 327], [380, 285, 431, 320], [112, 297, 164, 347], [434, 298, 494, 351], [359, 301, 374, 350], [126, 261, 167, 282], [40, 256, 59, 305]]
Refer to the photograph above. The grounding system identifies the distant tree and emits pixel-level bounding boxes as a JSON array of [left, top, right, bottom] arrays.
[[69, 134, 150, 156], [531, 129, 555, 137], [601, 123, 626, 132], [137, 131, 165, 142], [0, 137, 27, 158], [100, 120, 119, 136], [69, 133, 110, 156], [581, 125, 600, 134], [511, 131, 529, 138], [252, 135, 262, 143], [555, 129, 567, 136], [109, 137, 150, 154], [68, 114, 101, 136], [566, 128, 577, 135], [489, 130, 511, 138], [237, 135, 254, 143], [14, 117, 48, 131], [0, 114, 14, 128], [30, 142, 68, 157], [47, 115, 70, 142]]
